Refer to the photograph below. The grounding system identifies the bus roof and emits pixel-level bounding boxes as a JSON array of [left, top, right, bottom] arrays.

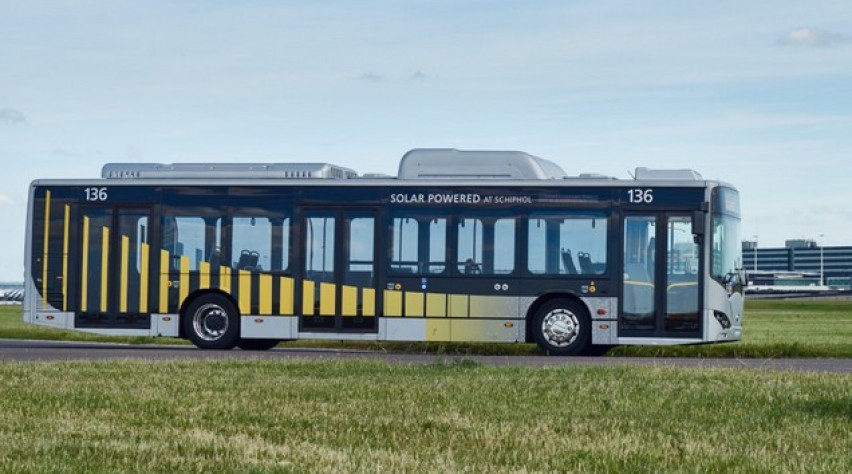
[[92, 148, 710, 186]]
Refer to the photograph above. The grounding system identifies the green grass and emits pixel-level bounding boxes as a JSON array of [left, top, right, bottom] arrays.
[[2, 299, 851, 357], [0, 360, 848, 473]]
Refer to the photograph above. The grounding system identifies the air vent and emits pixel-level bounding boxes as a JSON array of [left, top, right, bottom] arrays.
[[398, 148, 567, 180], [634, 167, 703, 181], [102, 163, 358, 179]]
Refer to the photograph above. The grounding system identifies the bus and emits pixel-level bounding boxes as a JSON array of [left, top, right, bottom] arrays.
[[23, 148, 745, 355]]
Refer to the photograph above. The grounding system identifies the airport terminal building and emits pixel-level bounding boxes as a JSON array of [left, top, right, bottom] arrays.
[[742, 240, 852, 290]]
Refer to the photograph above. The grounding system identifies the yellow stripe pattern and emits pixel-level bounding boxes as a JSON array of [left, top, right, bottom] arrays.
[[120, 235, 129, 313], [140, 243, 149, 313], [239, 270, 251, 314], [81, 217, 90, 312], [100, 227, 109, 312], [159, 249, 170, 313], [199, 262, 210, 289], [259, 274, 272, 315], [179, 256, 189, 306], [279, 277, 294, 315]]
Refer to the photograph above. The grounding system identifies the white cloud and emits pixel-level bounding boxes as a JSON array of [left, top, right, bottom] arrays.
[[0, 108, 27, 124], [0, 193, 13, 205], [778, 28, 851, 47]]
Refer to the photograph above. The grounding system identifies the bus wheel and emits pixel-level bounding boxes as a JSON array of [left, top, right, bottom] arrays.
[[237, 339, 280, 351], [532, 299, 590, 356], [184, 294, 240, 350]]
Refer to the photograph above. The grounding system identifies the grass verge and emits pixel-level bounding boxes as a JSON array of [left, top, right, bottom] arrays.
[[2, 299, 851, 357], [0, 359, 849, 473]]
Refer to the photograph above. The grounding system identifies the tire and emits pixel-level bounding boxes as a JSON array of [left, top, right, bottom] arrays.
[[531, 298, 591, 356], [183, 294, 240, 350], [237, 339, 280, 351]]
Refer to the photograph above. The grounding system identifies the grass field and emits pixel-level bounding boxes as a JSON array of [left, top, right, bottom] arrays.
[[1, 299, 851, 357], [0, 359, 849, 473]]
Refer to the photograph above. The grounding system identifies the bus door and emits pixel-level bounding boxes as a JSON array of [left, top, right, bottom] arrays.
[[620, 212, 702, 338], [299, 209, 379, 332], [76, 206, 152, 329]]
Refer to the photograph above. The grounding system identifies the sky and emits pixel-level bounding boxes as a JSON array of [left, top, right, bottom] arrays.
[[1, 0, 851, 282]]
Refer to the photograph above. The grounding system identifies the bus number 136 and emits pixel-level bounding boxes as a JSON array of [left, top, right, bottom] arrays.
[[628, 188, 654, 204], [84, 187, 108, 202]]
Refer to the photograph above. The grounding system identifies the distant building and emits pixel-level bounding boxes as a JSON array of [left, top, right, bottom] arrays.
[[742, 242, 852, 290]]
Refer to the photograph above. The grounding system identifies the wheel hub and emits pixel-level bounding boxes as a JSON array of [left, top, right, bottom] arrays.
[[193, 304, 229, 342], [541, 308, 579, 347]]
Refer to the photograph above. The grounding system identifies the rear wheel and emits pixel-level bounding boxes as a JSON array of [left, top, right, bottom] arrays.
[[237, 339, 280, 351], [531, 298, 591, 356], [183, 294, 240, 350]]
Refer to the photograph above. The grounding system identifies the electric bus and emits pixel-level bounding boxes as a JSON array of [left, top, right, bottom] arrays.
[[24, 148, 744, 354]]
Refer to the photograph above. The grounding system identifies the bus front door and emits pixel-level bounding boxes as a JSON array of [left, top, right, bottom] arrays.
[[300, 210, 378, 333], [621, 213, 702, 338], [76, 207, 152, 330]]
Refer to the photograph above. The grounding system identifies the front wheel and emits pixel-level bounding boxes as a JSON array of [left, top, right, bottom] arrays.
[[183, 294, 240, 350], [531, 298, 591, 356]]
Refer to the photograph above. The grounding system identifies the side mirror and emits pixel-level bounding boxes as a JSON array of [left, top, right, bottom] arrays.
[[691, 210, 706, 236]]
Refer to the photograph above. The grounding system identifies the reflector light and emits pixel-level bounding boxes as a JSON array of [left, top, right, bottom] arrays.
[[504, 322, 514, 328], [597, 308, 607, 315]]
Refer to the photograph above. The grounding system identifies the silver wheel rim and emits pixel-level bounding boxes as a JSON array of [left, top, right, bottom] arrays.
[[192, 303, 229, 342], [541, 308, 580, 348]]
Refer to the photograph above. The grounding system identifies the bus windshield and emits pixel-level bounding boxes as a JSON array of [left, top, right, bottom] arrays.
[[711, 187, 742, 281]]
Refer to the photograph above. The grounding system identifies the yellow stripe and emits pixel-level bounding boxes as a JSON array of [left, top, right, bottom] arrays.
[[448, 294, 469, 317], [62, 204, 70, 311], [279, 276, 294, 315], [42, 191, 50, 309], [199, 261, 211, 289], [362, 288, 375, 317], [81, 216, 90, 312], [341, 285, 357, 316], [259, 274, 272, 315], [405, 291, 424, 317], [220, 266, 231, 294], [319, 282, 336, 315], [426, 293, 447, 317], [239, 269, 251, 315], [139, 243, 149, 313], [383, 289, 402, 316], [100, 226, 109, 312], [179, 256, 189, 307], [159, 249, 169, 313], [120, 235, 129, 313], [302, 280, 315, 315]]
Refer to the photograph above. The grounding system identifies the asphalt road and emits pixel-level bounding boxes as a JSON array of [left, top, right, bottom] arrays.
[[1, 339, 850, 373]]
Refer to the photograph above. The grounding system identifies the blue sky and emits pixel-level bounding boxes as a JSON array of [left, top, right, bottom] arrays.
[[1, 0, 851, 281]]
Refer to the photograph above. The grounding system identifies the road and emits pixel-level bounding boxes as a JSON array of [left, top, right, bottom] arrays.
[[1, 339, 850, 373]]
